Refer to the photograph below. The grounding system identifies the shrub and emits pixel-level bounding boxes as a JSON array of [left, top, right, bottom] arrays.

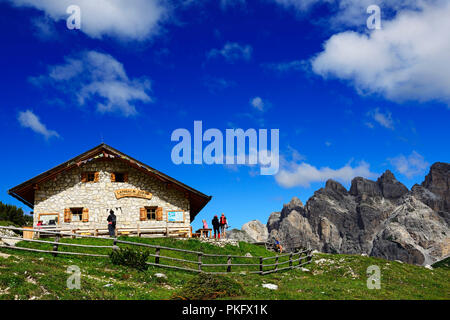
[[109, 247, 150, 271], [173, 274, 244, 300]]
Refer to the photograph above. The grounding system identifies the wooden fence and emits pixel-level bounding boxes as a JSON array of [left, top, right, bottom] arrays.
[[0, 226, 313, 275], [19, 225, 191, 238]]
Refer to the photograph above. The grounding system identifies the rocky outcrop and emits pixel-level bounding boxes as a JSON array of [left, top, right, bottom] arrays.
[[226, 229, 256, 242], [267, 163, 450, 265], [227, 220, 268, 243], [241, 220, 268, 242]]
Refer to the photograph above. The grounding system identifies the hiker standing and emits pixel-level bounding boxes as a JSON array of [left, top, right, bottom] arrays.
[[219, 213, 228, 238], [107, 210, 116, 237], [212, 215, 220, 239]]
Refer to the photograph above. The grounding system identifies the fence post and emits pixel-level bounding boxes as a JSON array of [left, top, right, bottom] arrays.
[[289, 253, 293, 269], [307, 249, 312, 263], [275, 255, 279, 271], [227, 255, 232, 273], [198, 253, 203, 272], [259, 257, 263, 274], [155, 248, 160, 264], [113, 238, 119, 251], [52, 234, 60, 257], [298, 251, 303, 266]]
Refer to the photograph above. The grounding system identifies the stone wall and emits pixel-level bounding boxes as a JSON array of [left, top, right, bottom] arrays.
[[33, 159, 190, 230]]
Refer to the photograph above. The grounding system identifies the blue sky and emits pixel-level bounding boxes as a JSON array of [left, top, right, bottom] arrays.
[[0, 0, 449, 231]]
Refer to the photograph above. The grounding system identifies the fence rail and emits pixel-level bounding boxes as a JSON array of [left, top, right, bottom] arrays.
[[0, 226, 313, 275]]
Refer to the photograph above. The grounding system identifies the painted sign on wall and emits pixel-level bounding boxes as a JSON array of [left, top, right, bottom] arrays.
[[114, 189, 152, 200], [167, 211, 184, 222]]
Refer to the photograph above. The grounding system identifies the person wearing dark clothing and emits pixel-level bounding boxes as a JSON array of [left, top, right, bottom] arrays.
[[107, 210, 116, 237], [212, 215, 220, 239]]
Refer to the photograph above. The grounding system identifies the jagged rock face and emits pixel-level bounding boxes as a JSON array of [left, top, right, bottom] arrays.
[[241, 220, 268, 242], [371, 196, 449, 265], [267, 164, 450, 265], [421, 162, 450, 212], [377, 170, 409, 199]]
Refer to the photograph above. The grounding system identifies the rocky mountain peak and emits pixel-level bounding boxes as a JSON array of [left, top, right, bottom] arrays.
[[325, 179, 348, 194], [287, 196, 303, 207], [266, 162, 450, 266], [349, 176, 382, 197], [422, 162, 449, 193], [377, 169, 409, 199], [421, 162, 450, 212]]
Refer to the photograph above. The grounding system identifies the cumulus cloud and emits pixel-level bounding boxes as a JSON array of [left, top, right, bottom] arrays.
[[275, 159, 377, 188], [18, 110, 59, 139], [311, 2, 450, 105], [366, 108, 395, 129], [30, 51, 152, 117], [388, 151, 429, 178], [207, 42, 252, 63], [7, 0, 168, 41]]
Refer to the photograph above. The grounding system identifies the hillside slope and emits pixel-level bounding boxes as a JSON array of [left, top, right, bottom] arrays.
[[0, 237, 448, 300]]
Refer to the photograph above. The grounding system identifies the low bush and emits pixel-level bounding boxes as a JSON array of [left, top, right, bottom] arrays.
[[109, 247, 150, 271], [173, 274, 244, 300]]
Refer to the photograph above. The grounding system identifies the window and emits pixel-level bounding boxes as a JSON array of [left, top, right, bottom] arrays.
[[114, 172, 125, 182], [82, 172, 99, 183], [146, 207, 157, 220], [71, 208, 83, 222], [87, 173, 96, 182]]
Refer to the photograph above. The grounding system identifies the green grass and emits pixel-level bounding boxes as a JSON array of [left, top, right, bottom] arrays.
[[0, 236, 448, 300]]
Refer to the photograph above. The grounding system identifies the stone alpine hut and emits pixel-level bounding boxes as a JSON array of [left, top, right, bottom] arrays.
[[8, 144, 211, 237]]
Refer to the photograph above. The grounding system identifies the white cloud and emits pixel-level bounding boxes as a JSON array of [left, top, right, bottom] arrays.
[[367, 108, 395, 129], [389, 151, 429, 178], [275, 159, 377, 188], [250, 97, 265, 111], [207, 42, 252, 63], [311, 2, 450, 105], [18, 110, 59, 139], [31, 51, 152, 117], [7, 0, 168, 41], [262, 60, 307, 73], [203, 76, 235, 93]]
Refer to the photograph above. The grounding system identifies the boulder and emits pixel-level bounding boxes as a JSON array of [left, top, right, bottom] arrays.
[[226, 229, 255, 242], [241, 220, 268, 242]]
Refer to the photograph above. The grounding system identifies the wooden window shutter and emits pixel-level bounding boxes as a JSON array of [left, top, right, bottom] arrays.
[[156, 207, 163, 221], [82, 208, 89, 222], [140, 208, 147, 221], [94, 172, 100, 182], [124, 173, 128, 183], [64, 208, 72, 223], [110, 173, 116, 182], [81, 173, 87, 183]]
